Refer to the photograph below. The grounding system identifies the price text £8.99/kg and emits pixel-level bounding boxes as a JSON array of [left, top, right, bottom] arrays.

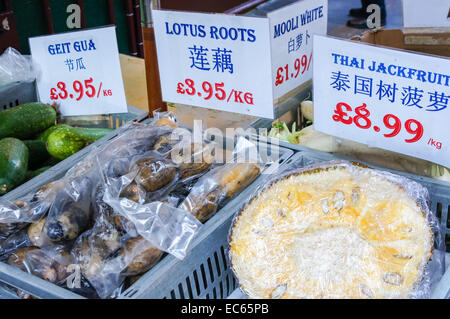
[[332, 102, 443, 150]]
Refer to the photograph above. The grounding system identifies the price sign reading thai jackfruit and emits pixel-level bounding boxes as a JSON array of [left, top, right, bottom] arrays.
[[153, 10, 274, 119], [29, 26, 128, 116], [313, 35, 450, 168]]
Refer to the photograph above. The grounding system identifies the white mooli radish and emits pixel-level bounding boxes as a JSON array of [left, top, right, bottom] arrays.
[[300, 100, 314, 122]]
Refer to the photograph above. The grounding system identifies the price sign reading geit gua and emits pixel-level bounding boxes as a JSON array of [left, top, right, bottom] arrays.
[[29, 26, 127, 116], [269, 0, 327, 100], [313, 35, 450, 168], [153, 10, 274, 119]]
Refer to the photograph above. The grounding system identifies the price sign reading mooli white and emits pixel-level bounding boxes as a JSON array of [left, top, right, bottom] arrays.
[[153, 10, 274, 119], [268, 0, 327, 100], [313, 35, 450, 168], [29, 26, 127, 116]]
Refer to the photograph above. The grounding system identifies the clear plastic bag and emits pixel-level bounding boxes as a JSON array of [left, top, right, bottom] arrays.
[[43, 176, 94, 243], [0, 47, 36, 86], [98, 126, 218, 260], [71, 213, 123, 299], [229, 161, 445, 299], [72, 219, 164, 299], [151, 110, 178, 128], [0, 228, 32, 262], [73, 183, 183, 298], [68, 123, 208, 297], [179, 137, 263, 223], [6, 245, 67, 299], [23, 245, 73, 285], [0, 120, 208, 298], [7, 244, 98, 299], [0, 180, 67, 242], [0, 180, 66, 225]]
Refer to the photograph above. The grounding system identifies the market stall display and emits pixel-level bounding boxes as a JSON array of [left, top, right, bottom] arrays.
[[0, 113, 292, 299], [229, 161, 442, 299], [0, 0, 449, 302]]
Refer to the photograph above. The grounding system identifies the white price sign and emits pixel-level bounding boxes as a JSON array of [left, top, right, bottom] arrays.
[[153, 10, 274, 119], [313, 35, 450, 168], [269, 0, 327, 99], [29, 26, 128, 116]]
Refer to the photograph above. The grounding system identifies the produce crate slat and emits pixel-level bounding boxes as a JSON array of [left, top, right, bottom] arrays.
[[0, 81, 37, 111], [0, 262, 83, 299]]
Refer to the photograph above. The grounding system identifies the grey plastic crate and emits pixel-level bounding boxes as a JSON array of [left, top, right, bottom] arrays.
[[0, 81, 37, 110], [119, 140, 292, 299], [0, 125, 293, 299], [122, 149, 450, 299], [0, 108, 148, 299]]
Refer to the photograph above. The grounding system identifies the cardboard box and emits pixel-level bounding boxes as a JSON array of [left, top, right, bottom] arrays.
[[351, 27, 450, 58]]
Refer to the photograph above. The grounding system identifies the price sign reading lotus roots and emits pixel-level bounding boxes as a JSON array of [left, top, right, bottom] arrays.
[[29, 26, 127, 116], [269, 0, 327, 99], [153, 10, 274, 118], [313, 35, 450, 167]]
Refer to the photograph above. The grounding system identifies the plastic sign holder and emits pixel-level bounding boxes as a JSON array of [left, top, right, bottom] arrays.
[[313, 35, 450, 168]]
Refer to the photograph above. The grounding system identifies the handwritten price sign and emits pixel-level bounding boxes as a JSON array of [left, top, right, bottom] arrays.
[[313, 35, 450, 167], [29, 26, 127, 116]]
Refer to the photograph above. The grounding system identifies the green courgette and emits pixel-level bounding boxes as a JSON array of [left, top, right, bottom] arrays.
[[42, 156, 61, 167], [0, 103, 56, 140], [38, 124, 71, 142], [23, 140, 51, 170], [46, 127, 113, 160], [0, 138, 29, 195]]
